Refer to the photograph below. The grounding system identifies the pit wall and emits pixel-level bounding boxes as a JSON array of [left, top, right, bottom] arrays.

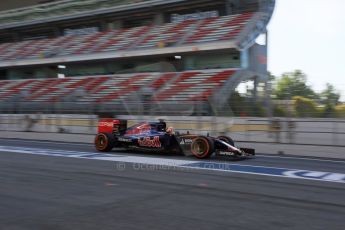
[[0, 114, 344, 147]]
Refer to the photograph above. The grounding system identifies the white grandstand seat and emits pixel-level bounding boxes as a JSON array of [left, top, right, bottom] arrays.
[[0, 12, 255, 61], [94, 27, 150, 53], [136, 19, 198, 49], [153, 70, 236, 102], [0, 69, 236, 104], [0, 79, 36, 101], [185, 12, 254, 44], [89, 73, 158, 103]]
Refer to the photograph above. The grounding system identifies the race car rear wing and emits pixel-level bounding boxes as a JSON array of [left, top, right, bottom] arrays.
[[98, 119, 127, 135]]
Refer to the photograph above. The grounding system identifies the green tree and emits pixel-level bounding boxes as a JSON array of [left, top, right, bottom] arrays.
[[229, 91, 266, 117], [292, 96, 321, 117], [318, 83, 341, 117], [335, 104, 345, 118], [319, 83, 340, 105], [274, 70, 317, 100]]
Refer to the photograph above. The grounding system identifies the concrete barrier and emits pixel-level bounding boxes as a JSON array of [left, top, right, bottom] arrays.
[[1, 114, 344, 147]]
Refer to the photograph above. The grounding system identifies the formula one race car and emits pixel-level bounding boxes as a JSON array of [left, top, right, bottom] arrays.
[[94, 119, 254, 159]]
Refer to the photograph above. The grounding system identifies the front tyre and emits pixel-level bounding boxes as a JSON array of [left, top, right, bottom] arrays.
[[191, 136, 215, 159], [95, 132, 114, 152]]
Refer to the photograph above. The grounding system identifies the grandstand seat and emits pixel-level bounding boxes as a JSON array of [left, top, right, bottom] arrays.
[[91, 73, 157, 103], [0, 79, 36, 100], [150, 73, 177, 89], [153, 70, 236, 102], [0, 12, 255, 62], [136, 19, 198, 49], [0, 69, 236, 106], [185, 13, 254, 44]]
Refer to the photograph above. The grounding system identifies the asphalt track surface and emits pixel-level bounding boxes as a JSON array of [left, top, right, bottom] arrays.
[[0, 138, 344, 230]]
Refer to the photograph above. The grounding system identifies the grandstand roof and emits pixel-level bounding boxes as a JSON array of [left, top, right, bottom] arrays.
[[0, 0, 275, 30], [0, 12, 267, 68], [0, 0, 182, 29]]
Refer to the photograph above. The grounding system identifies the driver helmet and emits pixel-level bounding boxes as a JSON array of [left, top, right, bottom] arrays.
[[166, 127, 174, 134]]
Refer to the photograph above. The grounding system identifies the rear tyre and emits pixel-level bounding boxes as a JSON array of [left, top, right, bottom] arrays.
[[217, 135, 235, 146], [95, 132, 114, 152], [191, 136, 214, 159]]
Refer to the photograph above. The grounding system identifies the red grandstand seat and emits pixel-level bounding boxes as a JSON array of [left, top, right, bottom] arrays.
[[0, 12, 256, 62], [95, 74, 151, 103], [26, 78, 71, 101], [0, 69, 236, 105], [189, 88, 214, 101], [153, 72, 201, 101], [73, 31, 109, 54], [28, 79, 56, 94], [0, 81, 10, 88], [151, 73, 176, 89], [0, 79, 36, 100], [188, 70, 236, 101], [84, 77, 111, 92]]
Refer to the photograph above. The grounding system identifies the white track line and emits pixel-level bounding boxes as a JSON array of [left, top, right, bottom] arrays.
[[256, 155, 345, 164], [1, 138, 345, 163], [0, 145, 344, 184], [0, 138, 91, 146]]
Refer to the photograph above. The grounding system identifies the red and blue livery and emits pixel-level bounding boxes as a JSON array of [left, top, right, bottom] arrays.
[[95, 119, 255, 159]]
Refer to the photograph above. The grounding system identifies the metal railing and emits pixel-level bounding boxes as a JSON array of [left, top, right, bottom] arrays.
[[0, 100, 217, 116]]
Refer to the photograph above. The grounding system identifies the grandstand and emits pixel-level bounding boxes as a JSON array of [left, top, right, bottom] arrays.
[[0, 13, 254, 61], [0, 0, 275, 115]]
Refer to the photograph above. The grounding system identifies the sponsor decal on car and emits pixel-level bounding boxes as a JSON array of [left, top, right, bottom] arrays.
[[99, 122, 113, 127], [180, 138, 193, 145], [118, 137, 132, 143], [217, 151, 235, 156], [138, 136, 161, 148]]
